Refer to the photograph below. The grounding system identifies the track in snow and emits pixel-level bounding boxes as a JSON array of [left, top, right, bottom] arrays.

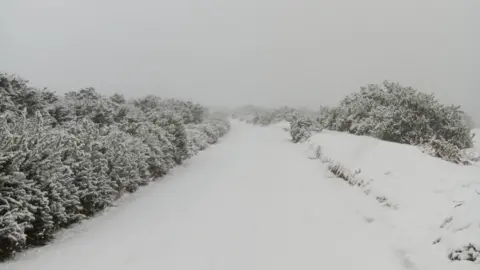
[[4, 121, 407, 270]]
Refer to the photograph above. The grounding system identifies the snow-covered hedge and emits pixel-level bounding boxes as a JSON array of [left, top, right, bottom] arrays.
[[289, 114, 322, 143], [0, 74, 229, 260], [232, 105, 324, 143], [318, 81, 474, 163], [186, 116, 231, 155], [232, 105, 315, 126]]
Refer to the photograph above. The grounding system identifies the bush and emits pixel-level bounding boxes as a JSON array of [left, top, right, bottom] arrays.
[[449, 244, 480, 263], [186, 128, 209, 155], [0, 74, 230, 260], [0, 115, 82, 256], [232, 106, 311, 126], [421, 139, 463, 164], [290, 118, 313, 143], [319, 81, 473, 152], [290, 114, 322, 143], [186, 116, 231, 155], [421, 138, 478, 165], [195, 119, 230, 144]]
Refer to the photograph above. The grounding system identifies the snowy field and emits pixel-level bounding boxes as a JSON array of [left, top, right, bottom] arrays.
[[2, 121, 478, 269]]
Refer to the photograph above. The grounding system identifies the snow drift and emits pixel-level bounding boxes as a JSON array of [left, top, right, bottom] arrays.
[[306, 130, 480, 263], [472, 129, 480, 153]]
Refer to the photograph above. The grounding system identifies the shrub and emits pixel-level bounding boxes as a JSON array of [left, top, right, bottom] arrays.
[[186, 128, 209, 155], [290, 118, 313, 143], [290, 114, 321, 143], [319, 81, 473, 151], [0, 74, 230, 260], [449, 244, 480, 263], [233, 105, 311, 126], [0, 114, 82, 256], [421, 139, 464, 164]]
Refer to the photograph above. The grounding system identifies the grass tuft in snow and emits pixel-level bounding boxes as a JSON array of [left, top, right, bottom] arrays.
[[313, 146, 398, 209]]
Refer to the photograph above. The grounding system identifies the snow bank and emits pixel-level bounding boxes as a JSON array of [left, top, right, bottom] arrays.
[[307, 130, 480, 262], [473, 129, 480, 151], [271, 121, 290, 131]]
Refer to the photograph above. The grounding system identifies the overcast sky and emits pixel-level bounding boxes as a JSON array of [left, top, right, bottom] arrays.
[[1, 0, 479, 119]]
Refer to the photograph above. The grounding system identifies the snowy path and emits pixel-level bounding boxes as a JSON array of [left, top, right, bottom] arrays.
[[4, 121, 408, 270]]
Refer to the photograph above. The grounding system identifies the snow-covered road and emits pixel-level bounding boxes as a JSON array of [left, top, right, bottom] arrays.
[[4, 121, 410, 270]]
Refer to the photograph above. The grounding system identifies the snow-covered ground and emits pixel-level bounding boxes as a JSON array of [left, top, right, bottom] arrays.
[[2, 121, 477, 269], [307, 130, 480, 266], [270, 120, 291, 131], [473, 128, 480, 153]]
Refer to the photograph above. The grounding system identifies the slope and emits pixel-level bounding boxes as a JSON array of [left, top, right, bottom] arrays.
[[307, 129, 480, 266]]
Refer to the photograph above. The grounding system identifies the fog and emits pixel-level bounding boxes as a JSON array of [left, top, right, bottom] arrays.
[[1, 0, 479, 120]]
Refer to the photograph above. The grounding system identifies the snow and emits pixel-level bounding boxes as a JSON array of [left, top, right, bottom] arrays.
[[271, 120, 290, 131], [307, 130, 480, 266], [2, 121, 478, 269], [473, 128, 480, 151]]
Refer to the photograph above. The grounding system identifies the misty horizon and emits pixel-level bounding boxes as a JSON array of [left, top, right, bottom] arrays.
[[2, 0, 479, 120]]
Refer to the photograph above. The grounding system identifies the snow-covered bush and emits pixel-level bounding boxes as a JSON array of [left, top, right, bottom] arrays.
[[102, 128, 150, 193], [205, 114, 231, 137], [116, 105, 177, 177], [64, 87, 118, 127], [194, 117, 231, 145], [319, 81, 473, 162], [231, 105, 262, 123], [0, 173, 33, 260], [0, 113, 83, 258], [290, 114, 322, 143], [0, 74, 230, 260], [420, 138, 468, 165], [145, 109, 189, 164], [233, 105, 315, 127], [290, 118, 313, 143], [449, 244, 480, 263], [0, 74, 57, 119], [185, 115, 230, 155], [133, 96, 206, 125], [61, 120, 126, 216], [256, 112, 274, 126], [290, 122, 309, 143], [186, 127, 210, 156]]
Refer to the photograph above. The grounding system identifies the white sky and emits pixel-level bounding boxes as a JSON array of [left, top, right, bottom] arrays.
[[1, 0, 479, 120]]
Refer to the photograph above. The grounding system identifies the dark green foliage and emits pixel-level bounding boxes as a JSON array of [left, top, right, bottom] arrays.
[[0, 74, 56, 118], [0, 74, 230, 260], [421, 138, 470, 164], [233, 105, 314, 126], [62, 120, 118, 215], [146, 110, 189, 164], [319, 81, 473, 151], [110, 93, 126, 105], [65, 88, 117, 127], [0, 173, 34, 259], [449, 244, 479, 263], [290, 117, 315, 143], [103, 129, 150, 193]]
